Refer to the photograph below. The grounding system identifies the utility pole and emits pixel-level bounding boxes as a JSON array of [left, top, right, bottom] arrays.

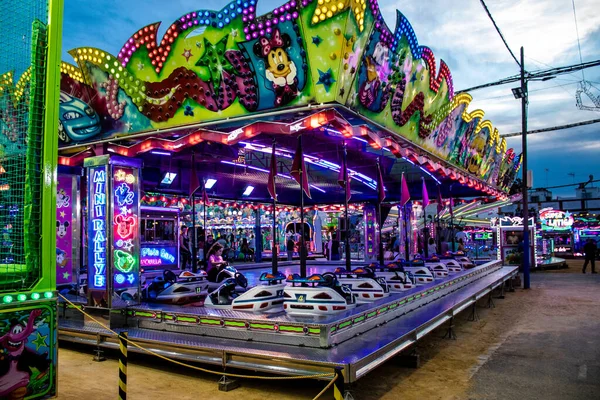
[[520, 47, 531, 290]]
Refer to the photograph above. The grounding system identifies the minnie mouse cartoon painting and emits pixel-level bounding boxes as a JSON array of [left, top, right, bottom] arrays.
[[253, 28, 298, 107]]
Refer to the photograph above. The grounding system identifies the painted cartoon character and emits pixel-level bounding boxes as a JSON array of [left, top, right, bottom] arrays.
[[56, 188, 70, 209], [470, 131, 487, 155], [359, 56, 381, 108], [372, 42, 389, 66], [253, 28, 298, 107], [435, 115, 453, 148], [56, 221, 69, 238], [0, 310, 50, 400], [56, 248, 68, 268]]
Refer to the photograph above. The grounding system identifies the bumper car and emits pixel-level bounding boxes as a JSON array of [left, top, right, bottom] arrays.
[[400, 260, 435, 285], [283, 273, 356, 315], [331, 267, 389, 302], [437, 256, 463, 273], [208, 265, 249, 292], [422, 256, 450, 278], [204, 271, 286, 312], [452, 252, 475, 269], [121, 270, 209, 304], [366, 262, 415, 292]]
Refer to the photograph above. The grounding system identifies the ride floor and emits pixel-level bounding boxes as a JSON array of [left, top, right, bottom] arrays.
[[58, 261, 517, 382]]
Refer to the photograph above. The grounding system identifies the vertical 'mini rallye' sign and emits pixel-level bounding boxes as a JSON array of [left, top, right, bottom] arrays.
[[112, 167, 139, 290], [85, 155, 141, 307], [87, 165, 109, 305]]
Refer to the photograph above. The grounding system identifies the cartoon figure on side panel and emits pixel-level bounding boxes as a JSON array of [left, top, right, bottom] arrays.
[[0, 309, 50, 400], [253, 28, 298, 107], [56, 188, 70, 209], [56, 221, 69, 238], [56, 248, 68, 268]]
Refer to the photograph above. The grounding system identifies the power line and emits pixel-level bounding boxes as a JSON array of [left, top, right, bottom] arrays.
[[478, 0, 520, 67], [457, 59, 600, 93], [571, 0, 585, 80], [475, 82, 577, 101], [500, 118, 600, 138]]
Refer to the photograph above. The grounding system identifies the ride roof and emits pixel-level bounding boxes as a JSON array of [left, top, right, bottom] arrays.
[[53, 0, 521, 204]]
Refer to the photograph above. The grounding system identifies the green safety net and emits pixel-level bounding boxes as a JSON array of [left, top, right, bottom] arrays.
[[0, 0, 49, 292]]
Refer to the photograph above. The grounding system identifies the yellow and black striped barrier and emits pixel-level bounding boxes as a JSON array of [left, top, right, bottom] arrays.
[[333, 368, 344, 400], [119, 331, 128, 400]]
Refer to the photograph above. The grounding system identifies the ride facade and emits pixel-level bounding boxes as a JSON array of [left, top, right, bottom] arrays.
[[2, 0, 524, 391]]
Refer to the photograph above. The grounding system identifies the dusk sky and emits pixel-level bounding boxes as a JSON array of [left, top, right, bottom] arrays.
[[62, 0, 600, 198]]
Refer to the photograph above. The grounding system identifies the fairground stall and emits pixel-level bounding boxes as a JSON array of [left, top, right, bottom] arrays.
[[493, 216, 544, 268], [573, 212, 600, 256], [54, 0, 521, 387], [537, 208, 574, 257], [0, 0, 63, 398]]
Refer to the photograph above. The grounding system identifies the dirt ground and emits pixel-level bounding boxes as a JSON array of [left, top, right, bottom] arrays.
[[56, 260, 600, 399]]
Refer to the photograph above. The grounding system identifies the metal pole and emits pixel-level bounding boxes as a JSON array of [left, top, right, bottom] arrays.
[[344, 145, 351, 270], [272, 141, 278, 274], [521, 46, 531, 290], [450, 187, 455, 252], [299, 136, 307, 277], [203, 195, 207, 267], [423, 211, 428, 258], [376, 160, 384, 267], [404, 204, 410, 260], [378, 202, 384, 266], [191, 193, 197, 272]]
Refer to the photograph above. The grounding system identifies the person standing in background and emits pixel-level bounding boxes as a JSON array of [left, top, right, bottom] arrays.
[[582, 239, 597, 274], [427, 237, 437, 256], [179, 226, 191, 270], [286, 236, 295, 261]]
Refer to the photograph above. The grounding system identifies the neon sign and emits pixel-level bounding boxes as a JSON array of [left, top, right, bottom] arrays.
[[57, 176, 75, 285], [112, 167, 139, 289], [539, 208, 574, 231], [140, 246, 178, 267], [88, 167, 108, 289]]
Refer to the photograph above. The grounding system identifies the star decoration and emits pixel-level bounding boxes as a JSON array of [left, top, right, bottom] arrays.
[[31, 332, 48, 351], [182, 49, 193, 62], [124, 122, 133, 132], [122, 239, 134, 252], [410, 72, 417, 84], [120, 206, 129, 215], [196, 35, 234, 94], [63, 271, 70, 280], [114, 169, 126, 182], [339, 88, 345, 97], [312, 36, 322, 46], [311, 0, 367, 32], [317, 69, 336, 92], [137, 62, 144, 71], [59, 211, 66, 218]]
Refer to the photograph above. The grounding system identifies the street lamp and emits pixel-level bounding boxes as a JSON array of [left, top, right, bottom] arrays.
[[512, 87, 525, 99]]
